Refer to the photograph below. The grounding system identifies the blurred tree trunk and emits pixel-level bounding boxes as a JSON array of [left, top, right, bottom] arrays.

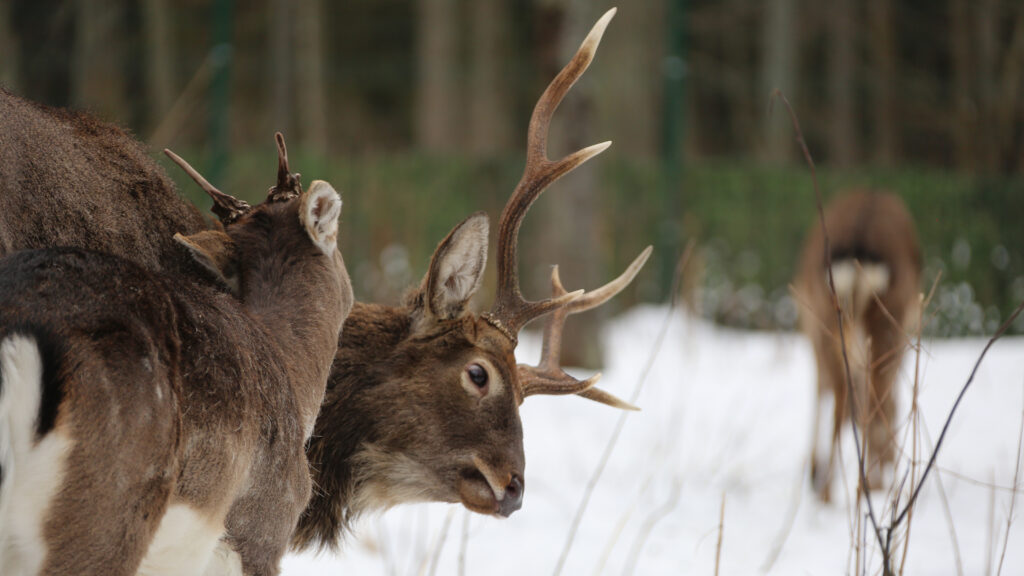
[[142, 0, 174, 134], [868, 0, 897, 165], [468, 0, 513, 157], [725, 0, 756, 151], [976, 0, 997, 172], [271, 0, 293, 140], [416, 0, 459, 152], [74, 0, 128, 122], [950, 0, 975, 171], [13, 0, 75, 106], [759, 0, 797, 163], [294, 0, 328, 151], [995, 5, 1024, 171], [828, 0, 858, 166], [538, 0, 605, 369], [598, 0, 661, 158], [0, 2, 18, 90]]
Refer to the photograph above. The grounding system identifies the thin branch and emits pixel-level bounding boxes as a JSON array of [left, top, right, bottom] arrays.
[[920, 420, 966, 576], [620, 480, 683, 576], [996, 380, 1024, 576], [425, 507, 456, 576], [892, 299, 1024, 528], [760, 459, 807, 572], [457, 510, 470, 576], [552, 242, 695, 576], [714, 492, 727, 576], [770, 90, 887, 567]]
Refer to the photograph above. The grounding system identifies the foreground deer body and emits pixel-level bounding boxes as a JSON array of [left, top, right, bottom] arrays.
[[0, 8, 643, 555], [0, 87, 210, 275], [795, 191, 921, 502], [0, 145, 353, 575]]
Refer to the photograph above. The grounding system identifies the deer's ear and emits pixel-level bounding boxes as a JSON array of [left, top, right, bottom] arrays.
[[174, 230, 239, 293], [300, 180, 342, 256], [421, 212, 489, 320]]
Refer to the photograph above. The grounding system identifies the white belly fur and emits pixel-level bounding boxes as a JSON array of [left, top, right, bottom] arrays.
[[0, 335, 73, 576], [202, 539, 244, 576], [136, 504, 225, 576]]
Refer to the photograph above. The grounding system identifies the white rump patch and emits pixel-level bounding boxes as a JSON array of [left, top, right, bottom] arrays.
[[0, 335, 73, 575], [137, 504, 225, 576], [829, 259, 890, 318]]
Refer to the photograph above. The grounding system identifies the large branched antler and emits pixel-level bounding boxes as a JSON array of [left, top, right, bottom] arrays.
[[482, 8, 618, 341], [518, 246, 652, 410], [164, 148, 251, 224]]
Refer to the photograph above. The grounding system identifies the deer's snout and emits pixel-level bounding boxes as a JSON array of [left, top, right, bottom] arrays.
[[465, 455, 525, 517], [498, 473, 524, 517]]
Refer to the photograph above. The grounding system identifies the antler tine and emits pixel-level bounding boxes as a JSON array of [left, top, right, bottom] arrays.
[[164, 148, 251, 223], [566, 245, 653, 315], [519, 245, 652, 411], [488, 8, 616, 338], [268, 132, 303, 202]]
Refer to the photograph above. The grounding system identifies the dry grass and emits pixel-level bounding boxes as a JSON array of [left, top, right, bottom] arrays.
[[551, 242, 694, 576]]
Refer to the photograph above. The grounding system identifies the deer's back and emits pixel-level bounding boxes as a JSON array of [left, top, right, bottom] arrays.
[[798, 191, 921, 322], [0, 248, 303, 521], [0, 90, 209, 275]]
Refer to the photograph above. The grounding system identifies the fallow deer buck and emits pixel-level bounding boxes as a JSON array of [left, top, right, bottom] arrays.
[[0, 7, 643, 556], [293, 8, 650, 548], [0, 140, 354, 575], [795, 191, 921, 503]]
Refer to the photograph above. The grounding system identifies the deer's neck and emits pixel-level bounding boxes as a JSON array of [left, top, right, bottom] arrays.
[[293, 301, 410, 551], [242, 256, 345, 438]]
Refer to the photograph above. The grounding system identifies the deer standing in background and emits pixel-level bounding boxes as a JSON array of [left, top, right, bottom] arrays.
[[795, 191, 921, 503], [0, 140, 354, 575], [0, 7, 644, 559]]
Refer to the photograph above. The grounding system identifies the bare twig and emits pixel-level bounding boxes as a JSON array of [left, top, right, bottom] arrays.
[[552, 242, 695, 576], [760, 459, 807, 572], [425, 508, 456, 576], [620, 480, 683, 576], [714, 492, 727, 576], [996, 382, 1024, 576], [892, 300, 1024, 529], [770, 90, 887, 568], [594, 472, 656, 576], [457, 510, 470, 576], [897, 292, 927, 576], [987, 470, 998, 576]]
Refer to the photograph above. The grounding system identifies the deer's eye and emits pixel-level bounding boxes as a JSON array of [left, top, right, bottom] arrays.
[[466, 363, 488, 388]]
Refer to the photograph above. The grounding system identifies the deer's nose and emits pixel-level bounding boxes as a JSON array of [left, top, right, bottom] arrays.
[[498, 474, 524, 517]]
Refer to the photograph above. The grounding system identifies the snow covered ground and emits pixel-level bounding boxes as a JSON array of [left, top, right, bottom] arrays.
[[283, 306, 1024, 575]]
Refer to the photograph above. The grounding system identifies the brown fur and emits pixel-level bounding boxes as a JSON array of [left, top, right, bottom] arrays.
[[795, 190, 921, 502], [0, 88, 211, 277], [0, 185, 352, 575], [0, 12, 631, 556]]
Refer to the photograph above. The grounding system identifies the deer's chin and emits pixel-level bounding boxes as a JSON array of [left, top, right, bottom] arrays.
[[456, 473, 501, 516]]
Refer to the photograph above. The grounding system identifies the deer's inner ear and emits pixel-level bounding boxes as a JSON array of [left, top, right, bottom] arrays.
[[422, 212, 489, 321], [174, 230, 239, 293]]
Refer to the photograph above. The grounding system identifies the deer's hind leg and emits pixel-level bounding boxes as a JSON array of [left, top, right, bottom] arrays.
[[810, 328, 846, 503], [38, 349, 178, 575]]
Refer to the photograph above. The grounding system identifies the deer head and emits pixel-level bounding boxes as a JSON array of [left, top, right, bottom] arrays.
[[295, 8, 652, 550], [165, 134, 354, 434]]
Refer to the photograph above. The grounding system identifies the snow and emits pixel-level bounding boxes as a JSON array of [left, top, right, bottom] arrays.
[[283, 306, 1024, 575]]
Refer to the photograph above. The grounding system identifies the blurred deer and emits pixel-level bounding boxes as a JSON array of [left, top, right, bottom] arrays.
[[795, 191, 921, 502], [0, 7, 642, 559], [0, 139, 353, 575]]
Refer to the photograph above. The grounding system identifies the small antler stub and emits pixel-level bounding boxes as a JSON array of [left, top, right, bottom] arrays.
[[267, 132, 303, 202]]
